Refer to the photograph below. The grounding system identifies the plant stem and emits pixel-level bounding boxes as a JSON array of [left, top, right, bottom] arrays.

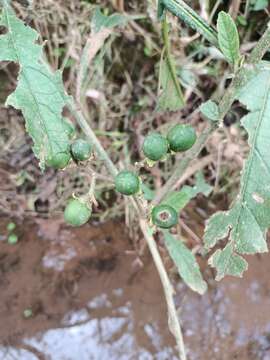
[[68, 98, 118, 177], [68, 98, 187, 358], [140, 219, 187, 360], [248, 22, 270, 65]]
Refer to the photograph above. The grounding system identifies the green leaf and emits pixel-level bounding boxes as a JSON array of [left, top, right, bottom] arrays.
[[200, 100, 220, 122], [157, 0, 166, 19], [157, 52, 185, 112], [141, 183, 155, 201], [163, 172, 212, 213], [163, 231, 207, 294], [204, 63, 270, 279], [217, 11, 240, 66], [0, 1, 71, 169], [92, 7, 128, 33], [162, 0, 219, 47], [251, 0, 268, 11], [208, 243, 248, 281]]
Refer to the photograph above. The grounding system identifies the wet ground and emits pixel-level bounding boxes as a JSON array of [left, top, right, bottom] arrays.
[[0, 218, 270, 360]]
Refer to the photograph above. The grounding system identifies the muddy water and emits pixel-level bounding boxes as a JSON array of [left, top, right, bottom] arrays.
[[0, 219, 270, 360]]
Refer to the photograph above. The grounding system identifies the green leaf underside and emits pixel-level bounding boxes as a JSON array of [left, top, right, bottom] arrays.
[[163, 172, 212, 213], [204, 63, 270, 280], [217, 11, 240, 65], [0, 1, 71, 169], [157, 52, 185, 112], [163, 231, 207, 294]]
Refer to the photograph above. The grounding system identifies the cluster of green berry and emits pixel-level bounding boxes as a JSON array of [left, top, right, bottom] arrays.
[[47, 138, 93, 169], [64, 124, 196, 229], [115, 124, 196, 229]]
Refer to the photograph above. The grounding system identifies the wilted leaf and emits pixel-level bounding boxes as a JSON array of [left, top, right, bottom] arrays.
[[0, 0, 71, 169], [204, 63, 270, 280], [163, 231, 207, 294], [217, 11, 240, 66], [157, 52, 185, 111]]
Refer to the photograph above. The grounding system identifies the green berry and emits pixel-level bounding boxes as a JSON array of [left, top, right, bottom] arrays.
[[167, 124, 197, 152], [115, 171, 140, 196], [151, 204, 178, 229], [7, 222, 16, 232], [64, 198, 92, 227], [71, 139, 92, 162], [46, 152, 71, 169], [142, 133, 168, 161], [8, 233, 18, 245]]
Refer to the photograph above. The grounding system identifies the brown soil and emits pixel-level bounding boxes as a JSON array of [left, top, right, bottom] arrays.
[[0, 217, 270, 360]]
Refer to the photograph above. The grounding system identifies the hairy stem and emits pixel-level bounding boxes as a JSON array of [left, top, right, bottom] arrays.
[[248, 22, 270, 65], [140, 219, 187, 360]]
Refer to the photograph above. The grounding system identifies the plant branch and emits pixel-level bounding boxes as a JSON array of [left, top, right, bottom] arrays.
[[248, 22, 270, 65], [153, 23, 270, 205], [68, 98, 186, 358], [139, 219, 187, 360], [67, 98, 118, 177]]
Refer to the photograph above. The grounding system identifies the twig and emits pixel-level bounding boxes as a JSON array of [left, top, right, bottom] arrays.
[[139, 219, 187, 360], [67, 97, 186, 357]]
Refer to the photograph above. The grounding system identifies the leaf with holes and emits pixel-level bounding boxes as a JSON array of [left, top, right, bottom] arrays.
[[204, 63, 270, 280], [0, 0, 72, 169]]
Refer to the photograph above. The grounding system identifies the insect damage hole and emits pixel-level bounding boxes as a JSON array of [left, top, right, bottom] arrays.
[[252, 193, 264, 204]]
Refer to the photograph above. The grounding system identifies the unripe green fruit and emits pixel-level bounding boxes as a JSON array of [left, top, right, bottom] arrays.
[[151, 204, 178, 229], [167, 124, 197, 152], [115, 171, 140, 196], [46, 152, 71, 169], [142, 133, 168, 161], [64, 198, 92, 226], [8, 233, 18, 245], [71, 139, 92, 161]]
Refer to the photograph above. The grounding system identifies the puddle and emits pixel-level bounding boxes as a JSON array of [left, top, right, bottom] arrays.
[[0, 219, 270, 359]]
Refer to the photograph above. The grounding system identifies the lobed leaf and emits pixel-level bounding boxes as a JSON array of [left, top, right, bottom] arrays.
[[163, 231, 207, 294], [0, 0, 71, 169], [217, 11, 240, 66], [204, 63, 270, 280]]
